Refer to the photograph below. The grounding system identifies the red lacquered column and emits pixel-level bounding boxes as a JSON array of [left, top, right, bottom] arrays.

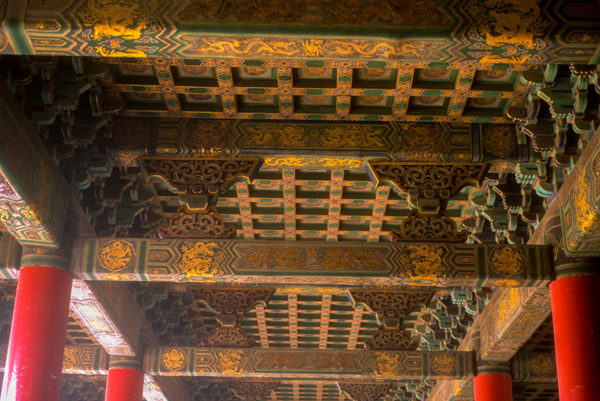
[[551, 275, 600, 401], [105, 368, 145, 401], [474, 374, 512, 401], [0, 266, 73, 401]]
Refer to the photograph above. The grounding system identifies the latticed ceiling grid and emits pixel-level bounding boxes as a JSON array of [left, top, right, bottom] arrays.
[[519, 317, 554, 354], [94, 57, 529, 122], [242, 293, 380, 349], [215, 168, 472, 241]]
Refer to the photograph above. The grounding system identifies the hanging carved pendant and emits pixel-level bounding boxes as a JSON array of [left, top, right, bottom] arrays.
[[138, 157, 263, 211], [366, 162, 487, 214], [189, 287, 275, 326], [227, 381, 279, 401], [390, 210, 468, 242], [159, 206, 236, 239], [200, 323, 255, 347], [337, 383, 391, 401], [348, 290, 432, 329], [365, 326, 418, 350]]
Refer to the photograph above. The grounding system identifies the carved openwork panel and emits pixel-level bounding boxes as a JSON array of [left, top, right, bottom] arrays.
[[189, 287, 275, 326], [390, 210, 467, 242], [227, 381, 279, 401], [366, 162, 487, 214], [158, 206, 236, 239], [365, 326, 418, 350], [200, 323, 255, 348], [138, 157, 263, 211], [348, 290, 432, 329], [338, 383, 391, 401]]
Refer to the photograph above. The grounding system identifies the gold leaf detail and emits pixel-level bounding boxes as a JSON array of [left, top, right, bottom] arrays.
[[489, 247, 525, 277], [430, 353, 456, 375], [529, 354, 554, 376], [176, 242, 225, 277], [161, 348, 187, 372], [217, 349, 247, 374], [98, 240, 135, 272]]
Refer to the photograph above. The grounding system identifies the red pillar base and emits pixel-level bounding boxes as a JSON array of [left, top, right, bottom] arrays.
[[551, 275, 600, 401], [105, 368, 145, 401], [0, 266, 73, 401], [474, 374, 512, 401]]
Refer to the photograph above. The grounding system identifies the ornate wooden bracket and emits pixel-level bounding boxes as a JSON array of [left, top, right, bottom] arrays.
[[159, 206, 236, 239], [337, 383, 391, 401], [200, 323, 255, 348], [347, 290, 432, 329], [390, 210, 467, 242], [365, 162, 488, 214], [138, 157, 263, 211], [188, 287, 274, 327], [227, 381, 279, 401], [365, 326, 418, 350]]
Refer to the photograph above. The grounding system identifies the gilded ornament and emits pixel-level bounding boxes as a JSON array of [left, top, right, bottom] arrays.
[[161, 348, 187, 372], [397, 245, 445, 280], [483, 125, 517, 158], [573, 173, 600, 238], [430, 353, 456, 375], [63, 346, 79, 370], [101, 273, 132, 281], [98, 240, 135, 272], [463, 0, 549, 63], [175, 242, 225, 277], [216, 349, 247, 374], [529, 354, 554, 376], [489, 247, 526, 277], [497, 289, 519, 326], [371, 352, 402, 376]]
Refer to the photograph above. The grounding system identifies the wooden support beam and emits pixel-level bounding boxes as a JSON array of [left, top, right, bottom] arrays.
[[0, 1, 598, 64], [144, 347, 474, 380], [0, 344, 109, 375], [427, 123, 600, 401], [73, 238, 552, 287], [0, 75, 186, 401]]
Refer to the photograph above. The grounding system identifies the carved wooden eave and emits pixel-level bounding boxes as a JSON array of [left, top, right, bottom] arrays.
[[158, 206, 236, 239], [347, 290, 433, 329], [188, 287, 275, 327], [337, 383, 391, 401], [227, 381, 279, 401], [390, 210, 468, 242], [138, 157, 263, 211], [365, 162, 488, 215]]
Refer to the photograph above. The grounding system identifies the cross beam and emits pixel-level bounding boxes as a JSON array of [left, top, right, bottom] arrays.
[[145, 347, 473, 381], [73, 238, 552, 288]]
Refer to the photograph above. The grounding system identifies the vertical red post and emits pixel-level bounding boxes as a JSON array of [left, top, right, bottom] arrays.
[[551, 275, 600, 401], [0, 266, 73, 401], [473, 374, 512, 401], [105, 368, 145, 401]]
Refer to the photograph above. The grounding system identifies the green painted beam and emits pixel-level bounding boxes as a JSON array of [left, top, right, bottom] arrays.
[[0, 0, 598, 64], [72, 238, 552, 287], [144, 347, 474, 380]]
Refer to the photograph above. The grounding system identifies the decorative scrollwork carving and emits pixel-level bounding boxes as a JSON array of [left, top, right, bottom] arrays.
[[189, 287, 274, 326], [338, 383, 390, 401], [200, 323, 255, 347], [348, 290, 432, 329], [366, 162, 487, 214], [227, 381, 279, 401], [159, 206, 236, 238], [365, 326, 418, 350], [390, 210, 467, 242], [138, 157, 263, 211]]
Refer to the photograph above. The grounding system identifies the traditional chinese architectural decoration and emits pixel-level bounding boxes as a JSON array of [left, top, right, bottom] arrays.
[[0, 1, 598, 400]]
